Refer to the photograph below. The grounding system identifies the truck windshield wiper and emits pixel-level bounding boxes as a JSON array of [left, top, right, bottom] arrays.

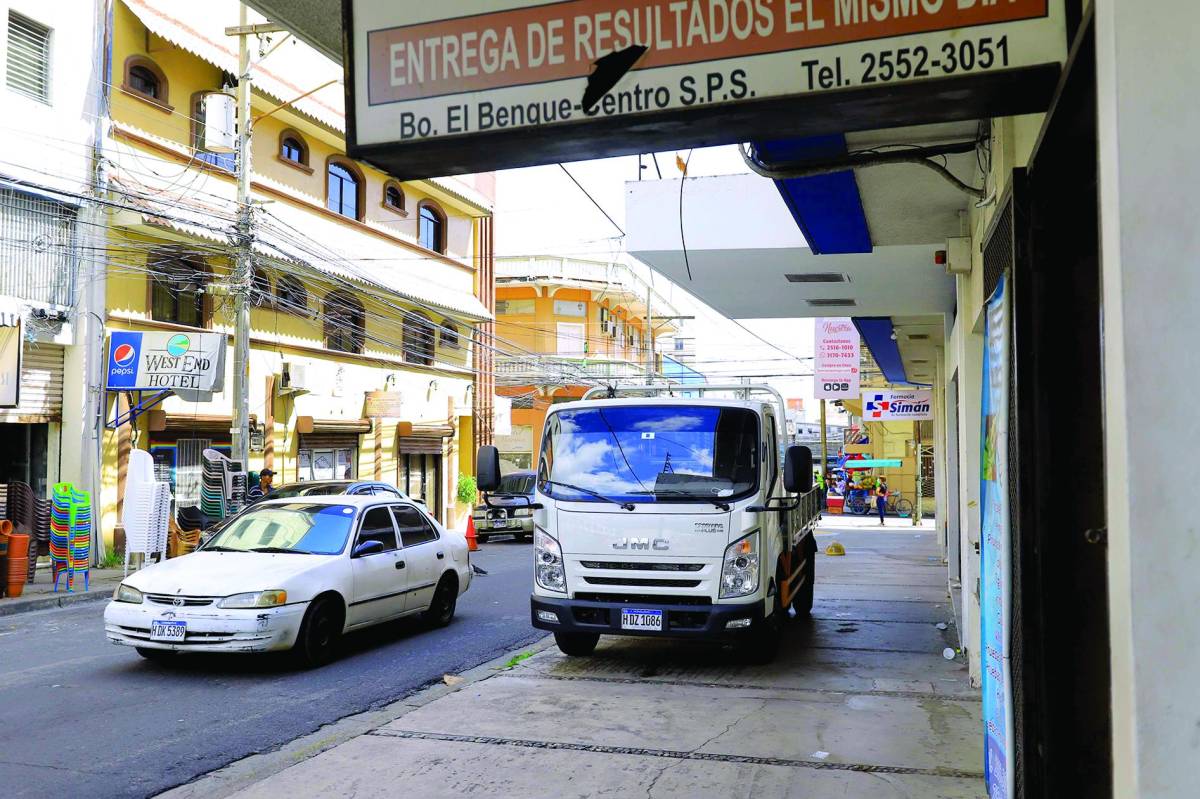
[[630, 488, 731, 511], [543, 480, 636, 511], [250, 546, 311, 554], [201, 545, 240, 552]]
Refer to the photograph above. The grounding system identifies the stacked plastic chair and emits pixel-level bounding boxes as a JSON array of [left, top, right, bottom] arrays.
[[49, 483, 72, 588], [49, 483, 92, 592], [122, 450, 171, 576], [201, 450, 227, 520], [5, 481, 44, 583], [200, 450, 248, 520]]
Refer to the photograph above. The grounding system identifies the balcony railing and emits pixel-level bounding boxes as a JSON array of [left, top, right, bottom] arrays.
[[495, 354, 651, 385], [0, 188, 76, 307]]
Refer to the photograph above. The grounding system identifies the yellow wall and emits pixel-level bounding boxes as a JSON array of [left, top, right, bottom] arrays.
[[99, 3, 487, 544]]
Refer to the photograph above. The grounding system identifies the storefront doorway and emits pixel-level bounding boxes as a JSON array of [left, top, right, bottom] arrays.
[[399, 452, 441, 518], [0, 423, 48, 496]]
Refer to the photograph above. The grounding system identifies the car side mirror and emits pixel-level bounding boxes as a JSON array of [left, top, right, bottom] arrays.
[[784, 446, 814, 494], [477, 445, 501, 493], [353, 540, 385, 558]]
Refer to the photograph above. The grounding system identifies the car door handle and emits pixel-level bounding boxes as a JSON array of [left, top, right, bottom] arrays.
[[436, 551, 444, 559], [395, 561, 405, 569]]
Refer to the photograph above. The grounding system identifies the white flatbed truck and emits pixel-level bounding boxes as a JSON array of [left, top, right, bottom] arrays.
[[477, 384, 821, 662]]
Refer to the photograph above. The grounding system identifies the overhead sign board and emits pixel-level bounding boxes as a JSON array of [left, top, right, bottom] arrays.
[[814, 317, 859, 399], [862, 389, 933, 421], [346, 0, 1067, 178], [106, 331, 226, 392]]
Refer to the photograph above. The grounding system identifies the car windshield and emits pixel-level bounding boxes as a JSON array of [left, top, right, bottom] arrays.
[[496, 474, 535, 495], [268, 482, 350, 498], [538, 405, 759, 504], [200, 503, 356, 555]]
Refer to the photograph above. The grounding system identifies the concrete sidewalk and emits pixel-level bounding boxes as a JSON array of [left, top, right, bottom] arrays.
[[166, 528, 982, 798], [0, 565, 123, 616]]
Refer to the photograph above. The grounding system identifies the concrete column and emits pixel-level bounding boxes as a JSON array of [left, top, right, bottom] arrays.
[[1096, 2, 1200, 796], [955, 304, 984, 687]]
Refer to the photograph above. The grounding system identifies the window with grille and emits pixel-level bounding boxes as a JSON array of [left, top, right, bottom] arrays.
[[323, 290, 365, 354], [7, 12, 50, 103], [275, 274, 308, 313], [150, 253, 207, 327], [403, 312, 436, 366]]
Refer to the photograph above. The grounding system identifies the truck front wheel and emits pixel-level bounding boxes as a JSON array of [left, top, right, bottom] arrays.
[[791, 553, 816, 617], [554, 632, 599, 656]]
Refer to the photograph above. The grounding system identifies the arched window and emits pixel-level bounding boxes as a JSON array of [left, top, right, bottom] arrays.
[[148, 250, 207, 327], [326, 157, 364, 221], [440, 320, 460, 349], [122, 56, 170, 109], [323, 290, 365, 354], [403, 312, 436, 366], [418, 202, 446, 253], [250, 267, 271, 305], [275, 274, 308, 314], [278, 129, 310, 171], [383, 181, 406, 214]]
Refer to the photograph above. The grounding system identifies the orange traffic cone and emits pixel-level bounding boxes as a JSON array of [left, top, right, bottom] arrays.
[[466, 515, 479, 552]]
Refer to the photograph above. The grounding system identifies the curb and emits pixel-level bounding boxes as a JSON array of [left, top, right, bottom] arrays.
[[155, 633, 555, 799], [0, 587, 112, 617]]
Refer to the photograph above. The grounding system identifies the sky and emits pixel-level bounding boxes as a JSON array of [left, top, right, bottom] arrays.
[[491, 145, 841, 424]]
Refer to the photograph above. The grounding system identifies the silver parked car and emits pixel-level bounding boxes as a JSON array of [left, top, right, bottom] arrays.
[[472, 471, 535, 542]]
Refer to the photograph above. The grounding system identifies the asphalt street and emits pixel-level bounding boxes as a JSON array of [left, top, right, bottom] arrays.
[[0, 540, 540, 799]]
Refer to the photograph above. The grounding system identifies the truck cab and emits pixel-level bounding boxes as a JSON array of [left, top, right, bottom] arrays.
[[477, 384, 820, 662]]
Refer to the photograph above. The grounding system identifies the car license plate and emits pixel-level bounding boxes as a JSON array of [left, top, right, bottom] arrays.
[[150, 620, 186, 641], [621, 608, 663, 631]]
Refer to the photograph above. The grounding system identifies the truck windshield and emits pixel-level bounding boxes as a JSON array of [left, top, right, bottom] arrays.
[[538, 405, 759, 504]]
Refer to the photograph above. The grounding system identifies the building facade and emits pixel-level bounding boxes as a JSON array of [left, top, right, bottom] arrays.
[[492, 256, 679, 473], [97, 0, 493, 542], [0, 1, 104, 503]]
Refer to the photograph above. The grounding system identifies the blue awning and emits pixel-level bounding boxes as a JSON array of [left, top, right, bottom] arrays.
[[751, 136, 872, 255], [853, 317, 909, 385]]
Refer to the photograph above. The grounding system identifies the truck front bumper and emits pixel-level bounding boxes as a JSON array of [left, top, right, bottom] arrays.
[[530, 595, 764, 640]]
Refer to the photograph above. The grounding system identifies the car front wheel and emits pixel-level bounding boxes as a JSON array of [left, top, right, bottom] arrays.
[[554, 632, 599, 656], [292, 596, 343, 668]]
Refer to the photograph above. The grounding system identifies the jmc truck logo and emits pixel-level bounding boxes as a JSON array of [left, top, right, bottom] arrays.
[[613, 538, 670, 551]]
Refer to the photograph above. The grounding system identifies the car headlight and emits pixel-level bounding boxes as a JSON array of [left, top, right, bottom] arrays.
[[513, 507, 533, 517], [216, 590, 288, 609], [113, 583, 144, 604], [720, 531, 760, 599], [534, 527, 565, 592]]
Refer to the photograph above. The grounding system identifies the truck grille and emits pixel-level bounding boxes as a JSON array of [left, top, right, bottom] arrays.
[[582, 577, 702, 588], [579, 561, 703, 572], [573, 592, 712, 606]]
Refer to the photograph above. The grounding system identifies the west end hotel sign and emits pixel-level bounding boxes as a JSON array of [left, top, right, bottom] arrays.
[[346, 0, 1066, 177], [106, 331, 226, 392]]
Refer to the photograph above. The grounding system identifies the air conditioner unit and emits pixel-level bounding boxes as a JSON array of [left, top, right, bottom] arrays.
[[279, 361, 311, 394], [945, 237, 972, 275]]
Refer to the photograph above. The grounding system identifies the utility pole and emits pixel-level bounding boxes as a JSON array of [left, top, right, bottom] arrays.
[[646, 283, 653, 378], [230, 3, 253, 468]]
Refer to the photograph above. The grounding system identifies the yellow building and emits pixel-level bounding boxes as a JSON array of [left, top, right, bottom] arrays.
[[492, 257, 680, 472], [98, 0, 493, 545]]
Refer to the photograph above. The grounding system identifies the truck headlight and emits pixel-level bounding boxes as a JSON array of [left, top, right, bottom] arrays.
[[534, 527, 566, 592], [217, 590, 288, 609], [720, 531, 760, 599], [113, 583, 144, 604], [513, 507, 533, 517]]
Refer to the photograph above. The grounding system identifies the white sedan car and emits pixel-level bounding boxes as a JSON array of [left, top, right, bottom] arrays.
[[104, 496, 471, 666]]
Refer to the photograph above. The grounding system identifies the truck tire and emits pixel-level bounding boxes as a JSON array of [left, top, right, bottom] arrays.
[[554, 632, 599, 656], [791, 553, 816, 617]]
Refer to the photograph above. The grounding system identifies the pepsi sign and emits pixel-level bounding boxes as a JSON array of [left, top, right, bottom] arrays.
[[106, 331, 225, 392]]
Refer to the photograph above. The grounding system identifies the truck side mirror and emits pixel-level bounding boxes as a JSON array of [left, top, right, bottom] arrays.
[[477, 446, 501, 493], [784, 446, 814, 493]]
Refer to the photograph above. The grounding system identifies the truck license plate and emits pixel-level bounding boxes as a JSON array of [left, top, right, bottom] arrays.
[[150, 620, 186, 641], [621, 609, 663, 631]]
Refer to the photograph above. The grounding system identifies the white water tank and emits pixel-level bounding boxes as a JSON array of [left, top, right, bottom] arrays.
[[203, 92, 236, 153]]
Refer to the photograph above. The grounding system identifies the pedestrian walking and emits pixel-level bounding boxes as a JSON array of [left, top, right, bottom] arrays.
[[875, 477, 889, 525]]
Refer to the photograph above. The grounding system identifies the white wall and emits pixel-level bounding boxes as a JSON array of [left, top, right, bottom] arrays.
[[1096, 2, 1200, 796], [0, 1, 98, 192]]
